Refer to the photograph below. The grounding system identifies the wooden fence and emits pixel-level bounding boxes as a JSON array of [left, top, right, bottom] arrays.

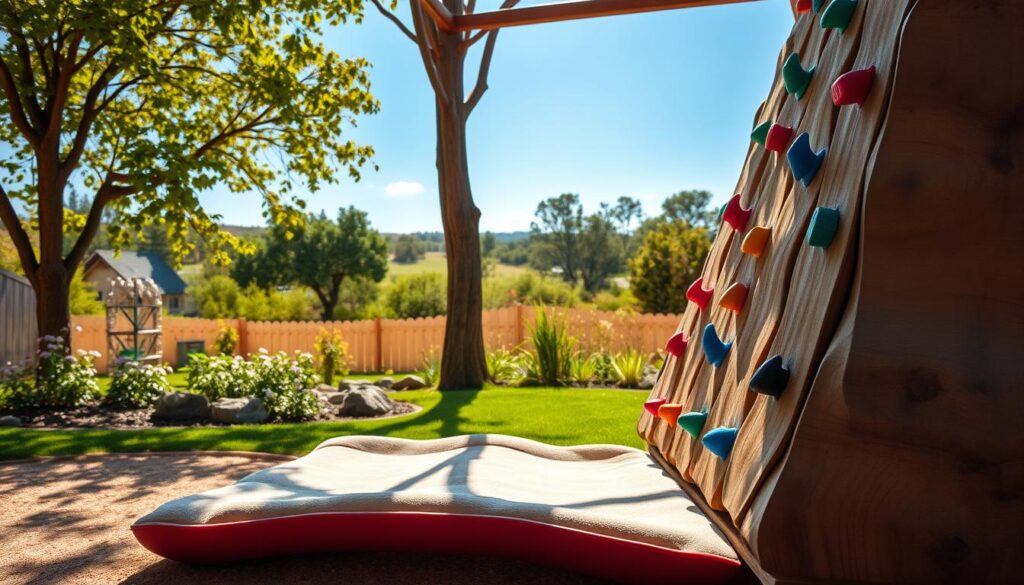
[[0, 268, 37, 366], [71, 305, 682, 374]]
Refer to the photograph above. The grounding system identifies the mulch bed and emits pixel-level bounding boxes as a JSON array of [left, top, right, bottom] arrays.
[[6, 400, 420, 430]]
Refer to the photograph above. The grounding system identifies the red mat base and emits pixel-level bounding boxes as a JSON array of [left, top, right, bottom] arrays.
[[133, 512, 741, 584]]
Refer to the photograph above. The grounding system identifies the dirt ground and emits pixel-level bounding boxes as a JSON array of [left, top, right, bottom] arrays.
[[0, 452, 617, 585]]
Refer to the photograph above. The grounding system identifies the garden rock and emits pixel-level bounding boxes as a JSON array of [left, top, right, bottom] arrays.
[[638, 365, 660, 390], [315, 383, 337, 393], [0, 415, 22, 427], [336, 386, 393, 417], [376, 377, 394, 390], [391, 375, 427, 391], [210, 397, 268, 424], [323, 391, 351, 406], [338, 379, 374, 390], [153, 392, 210, 420]]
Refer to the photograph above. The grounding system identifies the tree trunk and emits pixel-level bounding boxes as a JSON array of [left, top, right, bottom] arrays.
[[434, 30, 487, 391], [32, 267, 72, 352], [33, 148, 74, 358]]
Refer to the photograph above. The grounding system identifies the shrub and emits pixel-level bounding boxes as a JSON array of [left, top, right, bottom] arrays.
[[392, 234, 425, 264], [314, 329, 350, 386], [0, 359, 35, 410], [251, 350, 322, 420], [214, 321, 238, 355], [482, 271, 581, 309], [629, 220, 712, 314], [187, 353, 257, 401], [486, 348, 523, 385], [591, 352, 617, 384], [383, 273, 446, 318], [568, 352, 598, 385], [420, 353, 440, 387], [33, 335, 100, 409], [105, 361, 172, 409], [612, 349, 649, 388], [529, 308, 574, 385]]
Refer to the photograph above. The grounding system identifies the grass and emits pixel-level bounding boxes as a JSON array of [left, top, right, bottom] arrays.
[[388, 251, 525, 278], [0, 385, 647, 460]]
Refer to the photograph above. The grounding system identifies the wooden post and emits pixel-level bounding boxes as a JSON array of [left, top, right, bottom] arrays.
[[515, 303, 525, 346], [374, 317, 383, 373], [236, 318, 248, 357]]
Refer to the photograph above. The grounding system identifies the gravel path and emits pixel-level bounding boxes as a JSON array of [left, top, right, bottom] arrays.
[[0, 452, 616, 585]]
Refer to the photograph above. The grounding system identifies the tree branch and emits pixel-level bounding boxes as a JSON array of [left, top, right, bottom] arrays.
[[0, 55, 40, 147], [409, 0, 450, 106], [464, 0, 518, 118], [369, 0, 418, 43], [0, 183, 39, 274]]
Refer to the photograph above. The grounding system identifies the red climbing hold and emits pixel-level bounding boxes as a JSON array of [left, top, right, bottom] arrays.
[[644, 398, 667, 417], [832, 66, 876, 107], [722, 194, 753, 233], [795, 0, 812, 13], [765, 124, 794, 153], [686, 278, 714, 311], [665, 331, 689, 357]]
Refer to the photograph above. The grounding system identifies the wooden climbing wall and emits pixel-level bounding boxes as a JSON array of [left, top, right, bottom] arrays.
[[638, 0, 913, 522]]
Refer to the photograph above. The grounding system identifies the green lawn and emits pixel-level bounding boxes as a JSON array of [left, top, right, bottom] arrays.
[[388, 251, 525, 278], [0, 386, 648, 460]]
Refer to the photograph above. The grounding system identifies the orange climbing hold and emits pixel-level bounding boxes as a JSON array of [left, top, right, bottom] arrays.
[[658, 403, 684, 426], [722, 194, 752, 233], [741, 226, 771, 257], [719, 283, 749, 314]]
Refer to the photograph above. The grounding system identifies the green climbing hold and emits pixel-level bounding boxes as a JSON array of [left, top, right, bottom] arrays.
[[813, 0, 828, 14], [821, 0, 857, 32], [783, 54, 815, 101], [751, 121, 771, 146], [807, 207, 841, 248], [718, 202, 727, 221], [678, 411, 708, 438]]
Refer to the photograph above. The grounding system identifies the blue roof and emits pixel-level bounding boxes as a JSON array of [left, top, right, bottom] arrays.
[[87, 250, 187, 295]]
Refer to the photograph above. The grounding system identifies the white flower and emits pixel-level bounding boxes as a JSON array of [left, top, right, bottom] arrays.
[[39, 351, 50, 358], [75, 325, 83, 332]]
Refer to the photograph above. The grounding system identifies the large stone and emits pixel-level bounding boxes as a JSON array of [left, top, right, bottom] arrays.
[[391, 375, 428, 391], [153, 392, 210, 420], [336, 386, 393, 417], [375, 377, 394, 390], [638, 365, 660, 390], [315, 383, 337, 393], [210, 397, 268, 424], [0, 415, 21, 427], [338, 379, 374, 391]]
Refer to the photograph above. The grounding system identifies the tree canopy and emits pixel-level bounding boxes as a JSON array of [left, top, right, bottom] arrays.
[[629, 220, 713, 314]]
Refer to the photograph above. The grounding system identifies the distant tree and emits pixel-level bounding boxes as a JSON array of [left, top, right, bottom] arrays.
[[69, 270, 103, 315], [392, 234, 425, 264], [481, 231, 497, 258], [332, 276, 380, 321], [188, 275, 242, 319], [530, 194, 584, 282], [383, 273, 446, 319], [493, 239, 529, 266], [0, 1, 377, 373], [660, 190, 717, 230], [578, 214, 623, 294], [629, 221, 713, 314]]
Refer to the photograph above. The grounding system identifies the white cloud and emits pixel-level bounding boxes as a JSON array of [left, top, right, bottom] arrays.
[[385, 181, 425, 197]]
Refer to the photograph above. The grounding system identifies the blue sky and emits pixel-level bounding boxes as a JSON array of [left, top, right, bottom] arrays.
[[170, 2, 795, 233]]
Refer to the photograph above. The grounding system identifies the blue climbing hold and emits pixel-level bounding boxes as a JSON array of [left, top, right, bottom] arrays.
[[702, 427, 739, 460], [749, 355, 791, 398], [678, 411, 708, 438], [787, 133, 827, 187], [702, 323, 732, 368]]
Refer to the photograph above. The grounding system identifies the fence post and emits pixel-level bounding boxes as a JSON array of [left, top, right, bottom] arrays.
[[236, 318, 248, 357], [374, 317, 383, 373]]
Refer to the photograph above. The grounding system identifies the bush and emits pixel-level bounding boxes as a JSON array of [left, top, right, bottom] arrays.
[[629, 220, 712, 314], [486, 348, 523, 385], [0, 359, 34, 410], [483, 271, 581, 309], [383, 273, 446, 318], [419, 353, 440, 387], [529, 308, 575, 385], [187, 353, 257, 401], [392, 234, 425, 264], [105, 361, 172, 409], [34, 335, 100, 409], [251, 350, 322, 420], [214, 321, 238, 355], [568, 352, 598, 385], [314, 329, 350, 386], [592, 285, 639, 312], [612, 349, 649, 388]]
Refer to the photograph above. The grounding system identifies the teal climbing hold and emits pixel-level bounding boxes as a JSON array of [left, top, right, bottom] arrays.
[[702, 427, 739, 460], [702, 323, 732, 368], [783, 53, 815, 100], [678, 411, 708, 438], [751, 121, 771, 146], [807, 207, 841, 248], [821, 0, 857, 32], [813, 0, 828, 14]]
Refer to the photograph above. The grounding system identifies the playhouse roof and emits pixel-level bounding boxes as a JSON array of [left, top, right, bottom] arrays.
[[85, 250, 187, 295]]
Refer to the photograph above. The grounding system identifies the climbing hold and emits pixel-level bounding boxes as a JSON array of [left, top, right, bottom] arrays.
[[702, 323, 733, 368], [807, 207, 841, 248], [749, 355, 791, 398], [722, 194, 753, 233], [821, 0, 857, 32], [665, 331, 689, 358], [741, 226, 772, 258], [813, 0, 828, 13], [783, 53, 815, 100], [658, 403, 684, 427], [717, 202, 727, 221], [719, 283, 749, 314], [678, 411, 708, 438], [787, 133, 827, 187], [765, 124, 794, 153], [751, 121, 771, 146], [795, 0, 811, 13], [702, 427, 739, 460], [832, 66, 876, 108], [686, 278, 714, 311], [644, 398, 667, 417]]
